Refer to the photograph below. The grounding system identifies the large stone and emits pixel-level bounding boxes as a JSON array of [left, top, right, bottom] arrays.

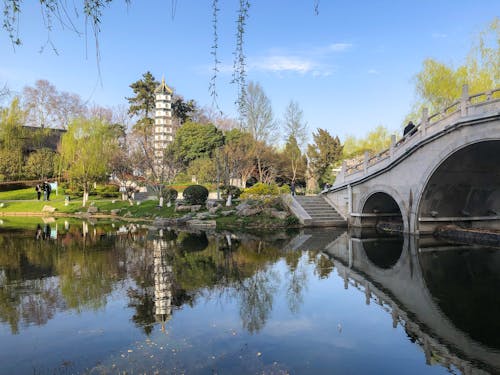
[[87, 206, 99, 214], [208, 206, 221, 214], [42, 205, 56, 213], [270, 210, 288, 220], [110, 209, 121, 216], [238, 207, 262, 217], [187, 219, 216, 229], [220, 210, 235, 217]]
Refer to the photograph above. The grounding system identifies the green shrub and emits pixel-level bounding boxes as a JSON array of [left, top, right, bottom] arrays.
[[285, 215, 300, 226], [240, 182, 290, 199], [162, 187, 178, 203], [220, 185, 242, 200], [183, 184, 209, 205]]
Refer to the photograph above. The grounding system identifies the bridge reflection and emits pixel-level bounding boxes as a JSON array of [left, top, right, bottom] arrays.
[[291, 229, 500, 374]]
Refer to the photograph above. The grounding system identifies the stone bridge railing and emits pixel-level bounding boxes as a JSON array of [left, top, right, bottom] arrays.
[[333, 85, 500, 187]]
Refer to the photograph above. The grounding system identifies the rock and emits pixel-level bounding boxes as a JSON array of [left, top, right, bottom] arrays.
[[0, 203, 5, 208], [175, 205, 202, 212], [110, 209, 121, 216], [187, 219, 216, 229], [220, 210, 235, 216], [42, 205, 56, 213], [87, 206, 99, 214], [270, 210, 288, 220], [196, 212, 213, 220], [208, 206, 221, 214], [190, 205, 202, 212], [238, 207, 262, 217]]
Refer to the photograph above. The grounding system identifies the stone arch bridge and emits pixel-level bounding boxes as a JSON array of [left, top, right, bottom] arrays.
[[325, 86, 500, 234]]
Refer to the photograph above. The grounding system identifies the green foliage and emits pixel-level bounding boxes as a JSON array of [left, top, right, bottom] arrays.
[[24, 148, 57, 180], [94, 184, 120, 198], [343, 125, 394, 159], [285, 215, 300, 226], [186, 157, 216, 184], [183, 184, 209, 205], [172, 96, 196, 124], [60, 118, 119, 196], [307, 128, 343, 185], [283, 134, 307, 182], [127, 71, 158, 121], [220, 185, 242, 200], [162, 187, 178, 203], [409, 17, 499, 121], [171, 122, 224, 165], [240, 182, 290, 199]]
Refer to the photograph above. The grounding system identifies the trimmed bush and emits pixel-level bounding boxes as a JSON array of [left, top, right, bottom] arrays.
[[240, 182, 290, 199], [162, 187, 178, 203], [183, 184, 209, 205], [220, 185, 242, 200]]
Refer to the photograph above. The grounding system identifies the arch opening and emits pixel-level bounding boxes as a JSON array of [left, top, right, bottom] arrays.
[[361, 192, 403, 232], [418, 140, 500, 231], [363, 237, 403, 269]]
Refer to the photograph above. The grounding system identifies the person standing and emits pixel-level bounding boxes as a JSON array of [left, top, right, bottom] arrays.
[[46, 182, 52, 201], [35, 184, 41, 200], [291, 181, 296, 196]]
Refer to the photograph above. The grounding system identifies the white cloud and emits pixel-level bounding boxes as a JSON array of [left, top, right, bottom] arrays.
[[367, 68, 380, 75], [251, 55, 317, 74], [327, 43, 353, 52], [431, 32, 447, 39], [247, 41, 351, 76]]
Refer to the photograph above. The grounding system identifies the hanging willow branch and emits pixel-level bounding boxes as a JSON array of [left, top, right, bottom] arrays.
[[231, 0, 250, 125], [209, 0, 220, 111]]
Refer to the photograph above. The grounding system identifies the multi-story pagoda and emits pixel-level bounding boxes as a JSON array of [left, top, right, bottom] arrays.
[[153, 77, 174, 167]]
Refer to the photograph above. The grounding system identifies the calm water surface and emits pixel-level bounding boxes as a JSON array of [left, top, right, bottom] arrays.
[[0, 219, 499, 374]]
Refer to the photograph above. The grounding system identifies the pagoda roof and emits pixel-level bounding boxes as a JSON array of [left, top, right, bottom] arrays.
[[155, 77, 173, 94]]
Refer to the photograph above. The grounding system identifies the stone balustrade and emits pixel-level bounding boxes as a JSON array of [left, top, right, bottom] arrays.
[[334, 85, 500, 187]]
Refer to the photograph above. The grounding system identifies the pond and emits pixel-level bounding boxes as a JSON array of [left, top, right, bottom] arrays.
[[0, 218, 498, 374]]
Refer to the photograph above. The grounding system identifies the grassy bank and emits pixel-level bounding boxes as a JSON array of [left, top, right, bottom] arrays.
[[0, 188, 296, 229]]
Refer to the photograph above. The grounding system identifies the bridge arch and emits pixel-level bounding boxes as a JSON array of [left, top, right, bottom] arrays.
[[358, 187, 406, 230], [416, 138, 500, 232]]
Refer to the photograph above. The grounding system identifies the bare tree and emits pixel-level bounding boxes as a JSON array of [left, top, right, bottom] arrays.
[[23, 79, 58, 128], [283, 100, 308, 149], [243, 81, 278, 144]]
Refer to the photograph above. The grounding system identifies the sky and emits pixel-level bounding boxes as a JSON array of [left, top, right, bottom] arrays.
[[0, 0, 498, 142]]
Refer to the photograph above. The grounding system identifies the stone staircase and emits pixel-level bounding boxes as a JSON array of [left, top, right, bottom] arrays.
[[293, 196, 347, 227]]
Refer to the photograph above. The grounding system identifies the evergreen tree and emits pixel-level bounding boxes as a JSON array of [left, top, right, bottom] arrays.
[[307, 128, 343, 186], [127, 71, 158, 128]]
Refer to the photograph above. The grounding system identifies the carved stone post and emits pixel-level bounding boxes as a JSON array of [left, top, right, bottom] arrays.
[[363, 151, 369, 174], [390, 134, 396, 159], [421, 107, 429, 136], [460, 84, 469, 117]]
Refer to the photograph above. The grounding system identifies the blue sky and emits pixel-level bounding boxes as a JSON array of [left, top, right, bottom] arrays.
[[0, 0, 498, 141]]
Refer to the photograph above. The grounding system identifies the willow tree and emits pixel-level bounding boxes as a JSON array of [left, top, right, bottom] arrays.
[[60, 118, 119, 206], [409, 17, 499, 121]]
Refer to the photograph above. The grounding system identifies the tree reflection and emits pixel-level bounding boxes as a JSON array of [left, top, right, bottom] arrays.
[[237, 268, 279, 333], [0, 223, 327, 336]]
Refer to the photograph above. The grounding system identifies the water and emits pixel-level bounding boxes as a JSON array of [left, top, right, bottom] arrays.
[[0, 219, 498, 374]]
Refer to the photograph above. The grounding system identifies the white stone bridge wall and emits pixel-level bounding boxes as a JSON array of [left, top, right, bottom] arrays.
[[326, 86, 500, 234]]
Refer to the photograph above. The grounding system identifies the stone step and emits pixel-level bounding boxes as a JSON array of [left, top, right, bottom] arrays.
[[309, 220, 348, 227]]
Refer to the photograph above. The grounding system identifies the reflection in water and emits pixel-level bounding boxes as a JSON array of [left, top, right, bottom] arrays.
[[0, 221, 498, 374], [419, 246, 500, 350], [362, 237, 403, 269]]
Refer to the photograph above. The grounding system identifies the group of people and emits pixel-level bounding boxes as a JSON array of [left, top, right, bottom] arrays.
[[35, 181, 52, 201]]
